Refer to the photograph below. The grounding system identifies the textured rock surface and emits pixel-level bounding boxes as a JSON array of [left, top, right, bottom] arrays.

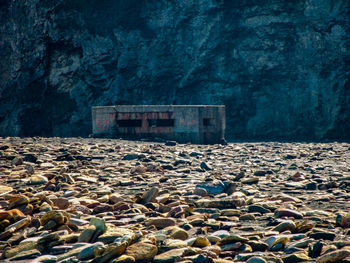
[[0, 0, 349, 140]]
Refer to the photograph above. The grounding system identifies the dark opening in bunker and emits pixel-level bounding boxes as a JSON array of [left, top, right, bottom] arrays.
[[148, 119, 175, 127], [203, 118, 212, 126], [117, 119, 142, 127]]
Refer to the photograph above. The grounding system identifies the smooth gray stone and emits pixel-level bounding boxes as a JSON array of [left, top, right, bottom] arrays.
[[78, 242, 105, 260]]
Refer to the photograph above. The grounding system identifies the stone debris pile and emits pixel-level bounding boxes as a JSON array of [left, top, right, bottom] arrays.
[[0, 137, 349, 263]]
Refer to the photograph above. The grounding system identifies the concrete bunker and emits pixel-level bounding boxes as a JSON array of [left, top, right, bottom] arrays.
[[92, 105, 225, 144]]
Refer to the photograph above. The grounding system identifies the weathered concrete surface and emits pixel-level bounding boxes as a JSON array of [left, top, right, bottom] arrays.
[[0, 0, 349, 140], [92, 105, 225, 144]]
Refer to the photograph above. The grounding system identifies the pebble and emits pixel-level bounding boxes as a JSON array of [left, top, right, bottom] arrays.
[[40, 210, 70, 229], [239, 213, 256, 221], [154, 248, 187, 263], [0, 185, 13, 197], [246, 256, 267, 263], [309, 231, 336, 241], [29, 175, 48, 185], [316, 249, 350, 263], [56, 243, 91, 261], [200, 162, 212, 171], [78, 225, 97, 242], [164, 226, 189, 240], [247, 241, 268, 251], [0, 138, 349, 263], [141, 187, 159, 204], [192, 236, 210, 247], [274, 208, 303, 219], [10, 248, 41, 260], [4, 216, 30, 231], [90, 217, 107, 234], [248, 205, 270, 214], [51, 197, 70, 209], [34, 255, 58, 262], [218, 235, 249, 245], [91, 241, 127, 262], [112, 255, 136, 263], [8, 195, 29, 209], [145, 217, 176, 229], [196, 181, 225, 195], [69, 217, 89, 226], [125, 242, 158, 262], [282, 252, 310, 263], [0, 208, 25, 220], [272, 220, 296, 232], [336, 213, 350, 228], [11, 157, 23, 166]]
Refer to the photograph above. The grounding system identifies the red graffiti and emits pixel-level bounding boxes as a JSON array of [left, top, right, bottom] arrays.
[[96, 119, 110, 132], [189, 120, 197, 126]]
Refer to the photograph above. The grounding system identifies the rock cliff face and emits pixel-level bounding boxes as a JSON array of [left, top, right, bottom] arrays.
[[0, 0, 349, 140]]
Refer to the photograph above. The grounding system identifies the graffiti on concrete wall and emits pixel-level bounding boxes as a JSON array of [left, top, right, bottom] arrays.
[[95, 112, 116, 132]]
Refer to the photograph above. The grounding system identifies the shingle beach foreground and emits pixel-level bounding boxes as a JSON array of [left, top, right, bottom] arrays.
[[0, 137, 349, 263]]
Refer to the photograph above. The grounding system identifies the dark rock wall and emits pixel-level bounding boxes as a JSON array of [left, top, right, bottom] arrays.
[[0, 0, 349, 140]]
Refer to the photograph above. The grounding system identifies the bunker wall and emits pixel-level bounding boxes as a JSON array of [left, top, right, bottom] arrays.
[[92, 105, 225, 143]]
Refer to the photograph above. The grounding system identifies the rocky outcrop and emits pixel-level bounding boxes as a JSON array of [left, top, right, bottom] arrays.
[[0, 0, 349, 140]]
